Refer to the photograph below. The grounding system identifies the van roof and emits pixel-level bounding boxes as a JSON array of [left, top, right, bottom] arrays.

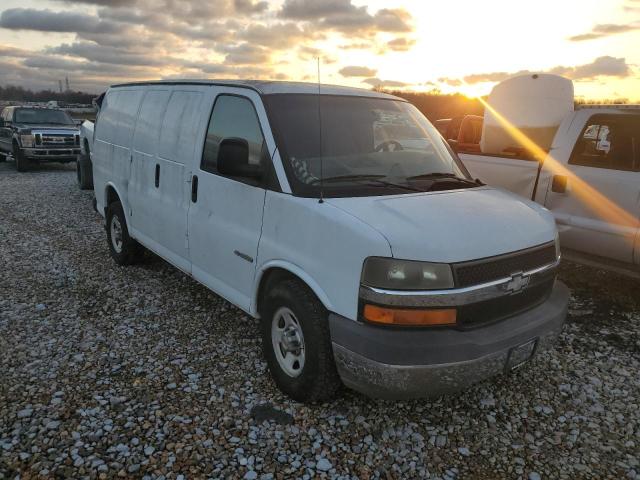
[[110, 79, 404, 101]]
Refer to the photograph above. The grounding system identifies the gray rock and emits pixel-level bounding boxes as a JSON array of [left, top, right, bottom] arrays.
[[316, 458, 332, 471]]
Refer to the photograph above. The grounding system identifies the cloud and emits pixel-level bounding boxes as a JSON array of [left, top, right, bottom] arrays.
[[297, 46, 337, 63], [0, 44, 32, 58], [221, 43, 271, 64], [624, 0, 640, 12], [339, 66, 377, 77], [52, 0, 131, 5], [363, 77, 408, 88], [385, 37, 416, 52], [241, 22, 312, 48], [439, 56, 633, 87], [48, 42, 167, 66], [234, 0, 269, 14], [551, 56, 631, 80], [280, 0, 413, 36], [0, 8, 122, 34], [0, 0, 415, 92], [338, 42, 371, 49], [569, 22, 640, 41], [373, 9, 412, 33]]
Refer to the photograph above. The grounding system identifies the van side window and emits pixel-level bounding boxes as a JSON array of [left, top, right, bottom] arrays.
[[569, 114, 640, 172], [201, 95, 266, 176]]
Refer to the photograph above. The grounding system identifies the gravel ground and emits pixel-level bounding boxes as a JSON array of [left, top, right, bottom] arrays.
[[0, 161, 639, 480]]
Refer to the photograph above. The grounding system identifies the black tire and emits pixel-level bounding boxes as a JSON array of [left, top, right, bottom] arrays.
[[261, 278, 342, 403], [76, 154, 93, 190], [13, 143, 28, 172], [106, 201, 143, 265]]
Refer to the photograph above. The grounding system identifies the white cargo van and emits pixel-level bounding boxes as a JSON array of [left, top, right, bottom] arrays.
[[93, 80, 568, 402]]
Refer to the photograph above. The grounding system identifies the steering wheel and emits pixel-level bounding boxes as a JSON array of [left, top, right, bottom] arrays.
[[375, 140, 404, 152]]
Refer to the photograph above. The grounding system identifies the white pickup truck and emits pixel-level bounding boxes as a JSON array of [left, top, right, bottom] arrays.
[[461, 104, 640, 277], [76, 119, 94, 190]]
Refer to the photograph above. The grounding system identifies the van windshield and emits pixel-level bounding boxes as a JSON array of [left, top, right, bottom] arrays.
[[263, 94, 474, 198]]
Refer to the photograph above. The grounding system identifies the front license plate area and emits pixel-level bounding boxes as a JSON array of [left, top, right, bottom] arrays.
[[506, 338, 538, 372]]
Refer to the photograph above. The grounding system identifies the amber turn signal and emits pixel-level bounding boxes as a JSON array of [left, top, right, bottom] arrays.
[[363, 304, 457, 326]]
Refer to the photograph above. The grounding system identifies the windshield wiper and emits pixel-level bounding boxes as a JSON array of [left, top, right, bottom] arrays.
[[407, 172, 482, 185], [309, 174, 386, 184], [308, 174, 423, 193]]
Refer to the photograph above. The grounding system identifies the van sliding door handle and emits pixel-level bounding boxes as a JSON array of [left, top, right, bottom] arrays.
[[191, 175, 198, 203], [155, 164, 160, 188]]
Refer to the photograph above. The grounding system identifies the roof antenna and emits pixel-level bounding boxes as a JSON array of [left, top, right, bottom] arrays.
[[317, 56, 324, 204]]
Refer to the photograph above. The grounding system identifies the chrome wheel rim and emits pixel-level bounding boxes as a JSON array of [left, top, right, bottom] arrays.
[[110, 216, 123, 253], [271, 307, 305, 377]]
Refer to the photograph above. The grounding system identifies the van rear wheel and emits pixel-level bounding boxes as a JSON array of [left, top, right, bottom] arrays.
[[261, 278, 342, 403], [106, 201, 142, 265]]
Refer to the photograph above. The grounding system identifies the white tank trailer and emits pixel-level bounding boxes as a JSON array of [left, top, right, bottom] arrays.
[[480, 73, 574, 156]]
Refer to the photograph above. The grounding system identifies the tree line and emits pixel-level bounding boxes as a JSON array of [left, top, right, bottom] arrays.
[[0, 85, 96, 105]]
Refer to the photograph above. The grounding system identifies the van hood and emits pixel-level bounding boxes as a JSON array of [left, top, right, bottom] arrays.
[[326, 187, 556, 263]]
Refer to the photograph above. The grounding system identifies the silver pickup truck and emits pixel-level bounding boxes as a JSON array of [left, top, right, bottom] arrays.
[[0, 106, 81, 172]]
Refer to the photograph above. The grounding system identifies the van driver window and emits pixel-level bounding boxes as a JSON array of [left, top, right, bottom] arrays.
[[201, 95, 265, 175], [569, 115, 640, 172]]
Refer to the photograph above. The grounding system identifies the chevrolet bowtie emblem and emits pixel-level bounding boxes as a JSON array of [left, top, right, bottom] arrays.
[[505, 272, 530, 294]]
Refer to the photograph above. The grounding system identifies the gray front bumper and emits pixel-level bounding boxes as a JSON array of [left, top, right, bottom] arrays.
[[330, 281, 569, 400]]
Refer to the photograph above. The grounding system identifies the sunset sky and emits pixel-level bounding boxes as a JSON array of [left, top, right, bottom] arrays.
[[0, 0, 639, 99]]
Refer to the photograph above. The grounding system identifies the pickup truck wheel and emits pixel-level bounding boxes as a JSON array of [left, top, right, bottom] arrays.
[[13, 143, 28, 172], [261, 278, 342, 403], [76, 154, 93, 190], [106, 201, 142, 265]]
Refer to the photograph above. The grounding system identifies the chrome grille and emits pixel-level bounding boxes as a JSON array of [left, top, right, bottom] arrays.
[[41, 134, 75, 147], [453, 243, 557, 288]]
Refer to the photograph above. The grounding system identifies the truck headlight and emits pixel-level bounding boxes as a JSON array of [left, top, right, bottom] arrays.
[[20, 134, 35, 148], [361, 257, 454, 290]]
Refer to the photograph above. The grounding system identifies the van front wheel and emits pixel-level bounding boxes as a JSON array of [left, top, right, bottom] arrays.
[[261, 278, 342, 403], [106, 201, 142, 265]]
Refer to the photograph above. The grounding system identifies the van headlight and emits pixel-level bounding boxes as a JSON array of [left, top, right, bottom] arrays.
[[20, 134, 35, 148], [361, 257, 454, 290], [554, 231, 561, 260]]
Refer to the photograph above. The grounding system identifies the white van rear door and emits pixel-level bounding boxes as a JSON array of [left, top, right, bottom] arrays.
[[188, 88, 275, 312]]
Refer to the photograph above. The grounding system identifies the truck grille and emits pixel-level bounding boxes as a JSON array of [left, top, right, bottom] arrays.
[[457, 277, 555, 329], [41, 134, 76, 147], [453, 243, 557, 288]]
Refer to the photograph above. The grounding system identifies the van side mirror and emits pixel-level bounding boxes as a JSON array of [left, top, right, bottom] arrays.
[[217, 137, 263, 179], [447, 139, 459, 153]]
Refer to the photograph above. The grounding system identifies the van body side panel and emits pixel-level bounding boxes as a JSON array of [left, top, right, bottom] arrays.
[[93, 88, 144, 216], [128, 88, 208, 272], [256, 191, 392, 320], [129, 89, 171, 248]]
